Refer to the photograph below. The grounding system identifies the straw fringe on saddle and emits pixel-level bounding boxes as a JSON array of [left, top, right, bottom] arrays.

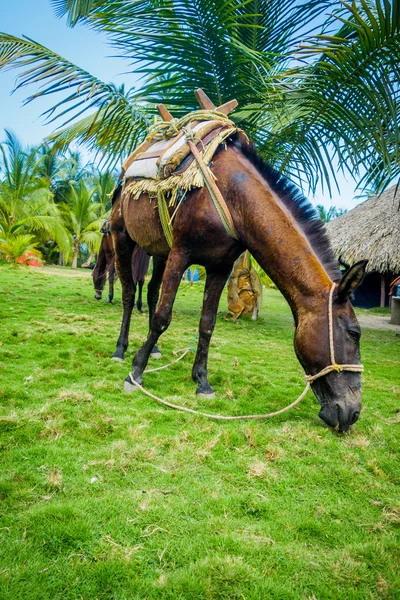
[[121, 90, 240, 246], [124, 124, 235, 204]]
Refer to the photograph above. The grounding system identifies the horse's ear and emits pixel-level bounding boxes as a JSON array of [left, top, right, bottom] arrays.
[[336, 260, 368, 302]]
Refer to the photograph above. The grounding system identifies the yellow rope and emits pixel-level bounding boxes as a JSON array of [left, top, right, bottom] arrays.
[[147, 109, 235, 141], [126, 283, 364, 421], [157, 191, 174, 248]]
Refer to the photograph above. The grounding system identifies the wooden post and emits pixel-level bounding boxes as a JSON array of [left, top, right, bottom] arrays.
[[380, 274, 386, 307]]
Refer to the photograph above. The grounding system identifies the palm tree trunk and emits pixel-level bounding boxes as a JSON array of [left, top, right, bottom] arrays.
[[72, 243, 80, 269], [81, 251, 95, 268]]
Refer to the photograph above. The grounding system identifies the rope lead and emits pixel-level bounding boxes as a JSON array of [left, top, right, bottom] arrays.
[[127, 283, 364, 421]]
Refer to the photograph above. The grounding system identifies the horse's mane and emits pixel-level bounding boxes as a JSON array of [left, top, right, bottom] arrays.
[[230, 132, 341, 282]]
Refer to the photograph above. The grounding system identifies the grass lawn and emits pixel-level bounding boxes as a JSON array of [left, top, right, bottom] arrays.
[[0, 265, 399, 599]]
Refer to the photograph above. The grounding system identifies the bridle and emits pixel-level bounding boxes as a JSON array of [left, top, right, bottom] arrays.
[[304, 282, 364, 385]]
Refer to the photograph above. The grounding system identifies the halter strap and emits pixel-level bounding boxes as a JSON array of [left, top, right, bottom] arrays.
[[305, 282, 364, 384]]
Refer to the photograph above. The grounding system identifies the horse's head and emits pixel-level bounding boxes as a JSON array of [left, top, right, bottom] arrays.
[[294, 261, 367, 432], [100, 219, 111, 235]]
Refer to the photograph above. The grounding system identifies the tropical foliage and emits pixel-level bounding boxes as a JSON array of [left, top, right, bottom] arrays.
[[0, 131, 114, 265], [0, 0, 399, 195], [316, 205, 347, 223], [60, 180, 105, 268]]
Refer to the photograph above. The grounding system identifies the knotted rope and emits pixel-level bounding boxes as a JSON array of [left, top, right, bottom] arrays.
[[147, 109, 235, 142], [127, 285, 364, 421], [304, 283, 364, 384]]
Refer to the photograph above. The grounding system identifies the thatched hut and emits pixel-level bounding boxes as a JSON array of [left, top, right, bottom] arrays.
[[326, 185, 400, 307]]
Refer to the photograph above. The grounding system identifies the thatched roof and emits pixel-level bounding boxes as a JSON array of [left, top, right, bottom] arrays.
[[325, 185, 400, 274]]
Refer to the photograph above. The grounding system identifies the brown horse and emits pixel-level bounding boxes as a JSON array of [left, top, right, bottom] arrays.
[[93, 221, 150, 310], [111, 130, 367, 432]]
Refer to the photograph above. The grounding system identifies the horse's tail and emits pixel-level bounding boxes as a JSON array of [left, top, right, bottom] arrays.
[[131, 246, 150, 284]]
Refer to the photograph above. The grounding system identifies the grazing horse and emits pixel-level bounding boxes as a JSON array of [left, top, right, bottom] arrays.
[[93, 220, 150, 309], [227, 250, 262, 321], [111, 111, 366, 432]]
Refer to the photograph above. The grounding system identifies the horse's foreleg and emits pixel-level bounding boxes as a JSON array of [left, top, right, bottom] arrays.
[[147, 256, 166, 359], [111, 229, 136, 362], [124, 250, 188, 391], [192, 266, 232, 398], [136, 279, 144, 313]]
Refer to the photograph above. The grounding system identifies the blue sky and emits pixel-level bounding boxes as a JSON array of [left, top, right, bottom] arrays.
[[0, 0, 362, 210]]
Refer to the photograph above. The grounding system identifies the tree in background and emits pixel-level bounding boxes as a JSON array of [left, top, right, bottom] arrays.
[[0, 131, 115, 266], [59, 179, 106, 268], [0, 130, 70, 263], [316, 205, 347, 223], [0, 0, 398, 196]]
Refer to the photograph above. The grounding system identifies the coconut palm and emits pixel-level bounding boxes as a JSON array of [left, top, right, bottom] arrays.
[[0, 130, 71, 260], [89, 168, 117, 213], [60, 179, 105, 268], [0, 0, 399, 193], [316, 205, 347, 223]]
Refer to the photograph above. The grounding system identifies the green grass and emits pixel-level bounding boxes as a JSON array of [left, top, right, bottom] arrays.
[[0, 265, 399, 600], [356, 306, 391, 317]]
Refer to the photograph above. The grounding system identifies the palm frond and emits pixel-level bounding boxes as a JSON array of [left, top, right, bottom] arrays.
[[257, 0, 400, 193], [0, 34, 149, 164], [53, 0, 334, 111], [51, 0, 101, 26]]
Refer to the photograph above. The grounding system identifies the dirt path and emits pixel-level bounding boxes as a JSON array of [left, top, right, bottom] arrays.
[[357, 314, 400, 332], [41, 266, 92, 279]]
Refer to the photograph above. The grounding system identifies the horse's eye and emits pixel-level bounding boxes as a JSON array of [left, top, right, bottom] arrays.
[[348, 328, 360, 342]]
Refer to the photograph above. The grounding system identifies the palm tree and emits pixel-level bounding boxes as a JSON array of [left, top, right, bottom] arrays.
[[0, 1, 399, 194], [60, 179, 105, 268], [89, 168, 117, 213], [316, 205, 347, 223], [0, 130, 71, 261]]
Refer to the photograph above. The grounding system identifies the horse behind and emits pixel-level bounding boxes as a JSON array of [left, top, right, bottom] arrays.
[[110, 130, 367, 432], [93, 221, 150, 309]]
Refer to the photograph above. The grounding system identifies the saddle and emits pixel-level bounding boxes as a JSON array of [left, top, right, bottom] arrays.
[[122, 89, 238, 181], [121, 89, 240, 246]]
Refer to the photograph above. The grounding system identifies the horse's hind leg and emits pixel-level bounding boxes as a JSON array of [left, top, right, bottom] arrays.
[[111, 225, 136, 362], [136, 279, 144, 313], [106, 259, 116, 304], [147, 256, 166, 359], [192, 265, 232, 398], [124, 250, 188, 391]]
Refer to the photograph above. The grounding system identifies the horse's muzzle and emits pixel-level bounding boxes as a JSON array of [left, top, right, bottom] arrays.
[[319, 396, 362, 433]]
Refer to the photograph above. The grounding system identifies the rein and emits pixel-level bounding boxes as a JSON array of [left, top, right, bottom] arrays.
[[127, 286, 364, 421]]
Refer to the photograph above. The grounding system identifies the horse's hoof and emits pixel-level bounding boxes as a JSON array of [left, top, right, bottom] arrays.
[[150, 352, 162, 360], [123, 379, 140, 393], [196, 392, 216, 400], [111, 356, 124, 363]]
